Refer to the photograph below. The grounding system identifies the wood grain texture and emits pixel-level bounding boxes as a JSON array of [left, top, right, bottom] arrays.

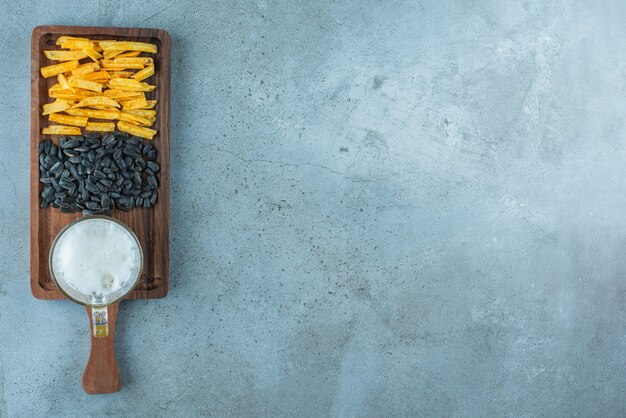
[[30, 25, 171, 300], [83, 303, 121, 394]]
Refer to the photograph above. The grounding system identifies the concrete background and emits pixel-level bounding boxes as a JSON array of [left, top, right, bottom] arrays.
[[1, 0, 625, 416]]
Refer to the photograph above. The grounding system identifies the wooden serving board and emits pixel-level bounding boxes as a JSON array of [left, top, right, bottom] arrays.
[[30, 25, 171, 300]]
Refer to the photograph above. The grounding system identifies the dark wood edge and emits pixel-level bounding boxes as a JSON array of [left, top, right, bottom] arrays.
[[30, 25, 171, 300]]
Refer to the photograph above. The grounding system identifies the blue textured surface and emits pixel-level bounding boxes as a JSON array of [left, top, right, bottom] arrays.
[[1, 1, 626, 416]]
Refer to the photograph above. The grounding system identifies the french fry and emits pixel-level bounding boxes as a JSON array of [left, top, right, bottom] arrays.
[[56, 36, 89, 46], [132, 65, 154, 81], [71, 62, 100, 76], [101, 59, 144, 70], [116, 51, 142, 58], [107, 70, 135, 78], [72, 96, 120, 109], [72, 71, 111, 82], [99, 41, 158, 54], [89, 105, 120, 111], [103, 50, 125, 59], [117, 121, 156, 139], [108, 78, 155, 92], [83, 46, 103, 62], [114, 57, 153, 67], [41, 60, 79, 78], [85, 122, 115, 132], [103, 89, 145, 100], [66, 108, 120, 120], [125, 109, 157, 118], [49, 85, 100, 100], [49, 91, 99, 100], [57, 74, 74, 91], [69, 78, 103, 93], [44, 50, 88, 61], [42, 125, 82, 135], [144, 100, 158, 109], [119, 111, 153, 126], [121, 98, 148, 110], [57, 36, 93, 50], [42, 99, 71, 115], [49, 113, 88, 127]]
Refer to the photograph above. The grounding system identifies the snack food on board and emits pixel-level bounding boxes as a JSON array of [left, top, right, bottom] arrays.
[[40, 37, 158, 138]]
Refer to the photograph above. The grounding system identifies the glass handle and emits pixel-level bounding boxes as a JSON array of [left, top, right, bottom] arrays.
[[91, 305, 109, 338]]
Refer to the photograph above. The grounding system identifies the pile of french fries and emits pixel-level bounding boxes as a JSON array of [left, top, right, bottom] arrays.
[[40, 36, 159, 140]]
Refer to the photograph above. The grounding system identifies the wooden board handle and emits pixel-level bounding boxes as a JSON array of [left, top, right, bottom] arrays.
[[82, 303, 122, 394]]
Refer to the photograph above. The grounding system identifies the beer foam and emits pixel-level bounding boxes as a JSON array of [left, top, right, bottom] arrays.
[[54, 219, 139, 298]]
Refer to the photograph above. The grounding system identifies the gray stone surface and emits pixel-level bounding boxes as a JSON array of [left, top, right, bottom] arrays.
[[1, 0, 626, 416]]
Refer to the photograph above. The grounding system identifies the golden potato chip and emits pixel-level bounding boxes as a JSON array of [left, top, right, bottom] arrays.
[[101, 59, 144, 70], [44, 50, 88, 61], [103, 89, 145, 100], [57, 74, 74, 91], [41, 60, 80, 78], [103, 50, 125, 59], [89, 105, 120, 110], [57, 36, 94, 50], [99, 41, 158, 54], [49, 85, 100, 100], [42, 125, 82, 135], [116, 51, 142, 58], [71, 62, 100, 76], [66, 108, 120, 120], [73, 71, 111, 82], [42, 99, 71, 115], [56, 36, 89, 46], [121, 98, 148, 110], [117, 121, 156, 139], [107, 70, 134, 78], [72, 96, 121, 109], [69, 78, 103, 93], [49, 113, 88, 127], [125, 109, 157, 118], [108, 78, 155, 92], [119, 111, 153, 126], [132, 65, 154, 81], [85, 122, 115, 132], [83, 46, 103, 62]]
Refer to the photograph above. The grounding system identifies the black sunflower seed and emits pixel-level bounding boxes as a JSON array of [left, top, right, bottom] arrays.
[[61, 139, 79, 149], [42, 186, 54, 200], [147, 175, 158, 189], [93, 170, 106, 179], [102, 134, 115, 146], [101, 193, 111, 209], [59, 179, 75, 190], [45, 155, 58, 164], [85, 182, 99, 194], [146, 161, 160, 173], [50, 161, 63, 173]]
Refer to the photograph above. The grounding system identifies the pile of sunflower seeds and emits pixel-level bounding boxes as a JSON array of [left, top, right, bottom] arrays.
[[39, 131, 159, 215]]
